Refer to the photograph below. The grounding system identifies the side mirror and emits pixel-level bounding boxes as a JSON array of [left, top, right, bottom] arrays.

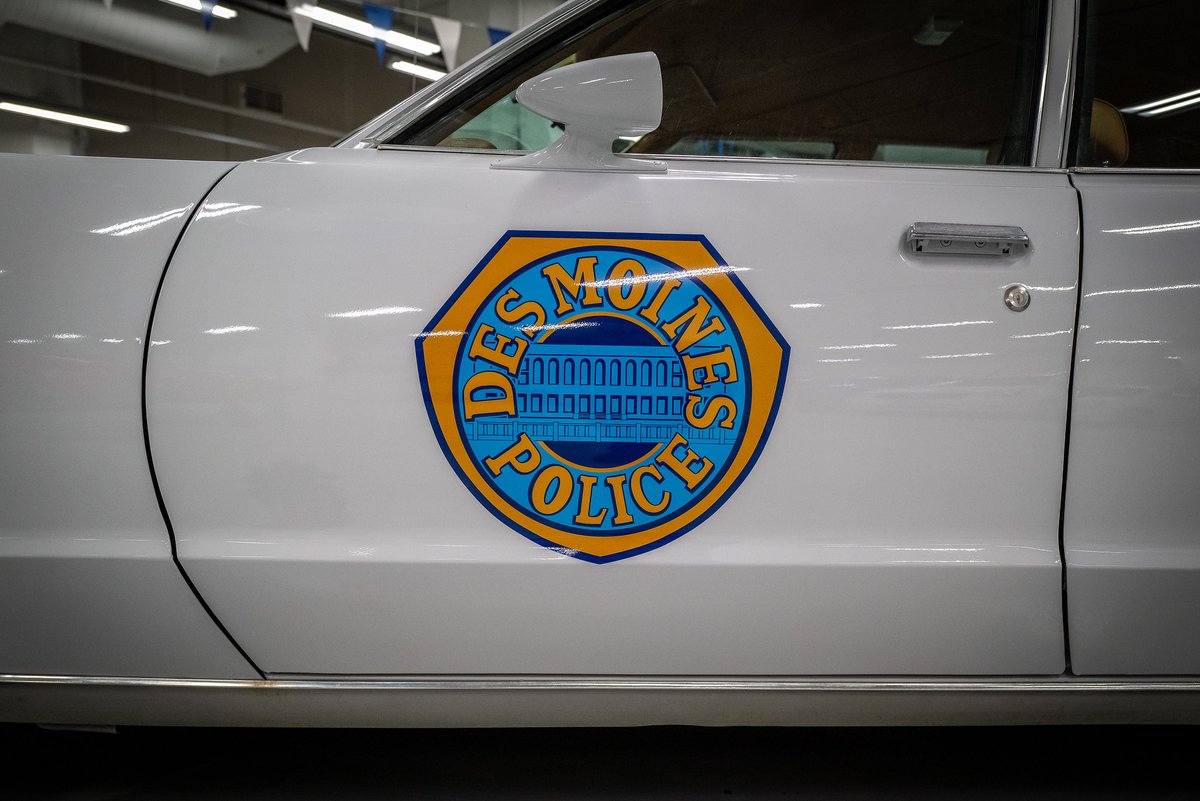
[[493, 52, 666, 173]]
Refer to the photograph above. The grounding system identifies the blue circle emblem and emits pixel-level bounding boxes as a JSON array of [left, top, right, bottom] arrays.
[[452, 245, 749, 539]]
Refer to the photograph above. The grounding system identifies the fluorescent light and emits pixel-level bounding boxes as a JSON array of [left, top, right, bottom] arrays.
[[389, 60, 446, 81], [293, 5, 440, 56], [1141, 95, 1200, 117], [0, 101, 130, 133], [1122, 88, 1200, 114], [159, 0, 238, 20]]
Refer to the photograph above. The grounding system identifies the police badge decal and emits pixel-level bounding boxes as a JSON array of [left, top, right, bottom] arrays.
[[417, 232, 788, 563]]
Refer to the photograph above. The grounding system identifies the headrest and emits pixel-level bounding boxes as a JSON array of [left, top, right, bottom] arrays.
[[1089, 99, 1129, 167]]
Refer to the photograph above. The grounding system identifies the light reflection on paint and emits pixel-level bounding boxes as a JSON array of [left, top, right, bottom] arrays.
[[819, 343, 896, 351], [817, 358, 860, 363], [1085, 283, 1200, 297], [790, 303, 824, 309], [52, 333, 84, 340], [150, 340, 172, 346], [889, 546, 984, 552], [521, 322, 601, 332], [411, 330, 465, 339], [326, 306, 422, 319], [583, 265, 749, 288], [883, 320, 992, 330], [8, 338, 40, 344], [923, 352, 992, 359], [1011, 330, 1072, 339], [204, 325, 260, 335], [101, 338, 124, 344], [195, 202, 263, 220], [1095, 339, 1165, 345], [91, 205, 192, 237], [1102, 220, 1200, 236], [638, 171, 793, 183]]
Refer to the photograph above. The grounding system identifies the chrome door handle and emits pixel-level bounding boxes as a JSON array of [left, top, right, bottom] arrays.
[[905, 222, 1030, 256]]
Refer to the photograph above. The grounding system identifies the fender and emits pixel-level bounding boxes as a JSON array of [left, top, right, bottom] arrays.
[[0, 154, 255, 680]]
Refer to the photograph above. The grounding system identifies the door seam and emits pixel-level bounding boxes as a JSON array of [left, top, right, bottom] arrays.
[[140, 164, 267, 680]]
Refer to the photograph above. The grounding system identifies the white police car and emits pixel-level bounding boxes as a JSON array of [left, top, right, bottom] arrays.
[[3, 0, 1200, 726]]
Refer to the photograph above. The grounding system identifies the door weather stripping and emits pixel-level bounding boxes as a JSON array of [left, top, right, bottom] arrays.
[[906, 222, 1031, 256]]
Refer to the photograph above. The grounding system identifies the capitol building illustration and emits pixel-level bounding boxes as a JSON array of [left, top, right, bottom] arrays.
[[465, 342, 732, 447]]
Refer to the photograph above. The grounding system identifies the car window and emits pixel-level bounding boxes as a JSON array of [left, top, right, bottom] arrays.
[[1074, 0, 1200, 169], [395, 0, 1045, 167]]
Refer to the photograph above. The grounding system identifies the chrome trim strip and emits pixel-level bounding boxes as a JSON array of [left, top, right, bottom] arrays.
[[1029, 0, 1053, 165], [1072, 167, 1200, 175], [375, 143, 1068, 173], [4, 674, 1200, 692], [1059, 0, 1082, 168]]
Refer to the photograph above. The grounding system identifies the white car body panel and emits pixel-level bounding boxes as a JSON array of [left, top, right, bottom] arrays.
[[1065, 173, 1200, 675], [0, 155, 257, 679], [4, 0, 1200, 727], [146, 148, 1076, 676]]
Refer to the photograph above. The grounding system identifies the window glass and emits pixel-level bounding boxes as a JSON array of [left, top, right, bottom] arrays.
[[1075, 1, 1200, 168], [398, 0, 1043, 167]]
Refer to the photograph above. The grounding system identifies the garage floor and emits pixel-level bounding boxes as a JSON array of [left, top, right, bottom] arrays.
[[1, 724, 1196, 799]]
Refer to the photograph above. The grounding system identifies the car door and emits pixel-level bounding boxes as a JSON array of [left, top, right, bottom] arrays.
[[1064, 0, 1200, 674], [146, 0, 1079, 677]]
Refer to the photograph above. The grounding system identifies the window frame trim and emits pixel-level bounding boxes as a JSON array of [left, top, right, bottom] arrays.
[[340, 0, 614, 149], [349, 0, 1063, 172], [1064, 0, 1200, 172]]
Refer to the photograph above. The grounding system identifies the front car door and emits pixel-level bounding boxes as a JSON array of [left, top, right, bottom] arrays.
[[146, 0, 1079, 677]]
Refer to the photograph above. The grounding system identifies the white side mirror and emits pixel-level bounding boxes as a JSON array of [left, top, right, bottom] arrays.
[[493, 52, 667, 173]]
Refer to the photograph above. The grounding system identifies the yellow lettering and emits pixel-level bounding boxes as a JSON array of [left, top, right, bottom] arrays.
[[684, 394, 738, 430], [655, 433, 713, 491], [606, 258, 647, 311], [661, 297, 726, 353], [462, 371, 516, 420], [531, 464, 573, 515], [605, 474, 635, 525], [466, 323, 528, 375], [541, 256, 602, 316], [637, 277, 681, 325], [631, 464, 670, 514], [494, 287, 547, 332], [483, 433, 542, 477], [681, 346, 739, 391], [573, 474, 609, 526]]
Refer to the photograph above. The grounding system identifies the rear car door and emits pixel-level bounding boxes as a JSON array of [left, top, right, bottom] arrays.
[[146, 0, 1080, 677], [1064, 0, 1200, 674]]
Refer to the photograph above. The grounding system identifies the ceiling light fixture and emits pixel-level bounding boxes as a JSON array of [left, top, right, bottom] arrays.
[[159, 0, 238, 20], [0, 101, 130, 133], [293, 5, 440, 56], [389, 60, 446, 81]]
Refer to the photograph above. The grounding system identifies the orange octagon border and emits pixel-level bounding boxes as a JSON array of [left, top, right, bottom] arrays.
[[416, 232, 789, 562]]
